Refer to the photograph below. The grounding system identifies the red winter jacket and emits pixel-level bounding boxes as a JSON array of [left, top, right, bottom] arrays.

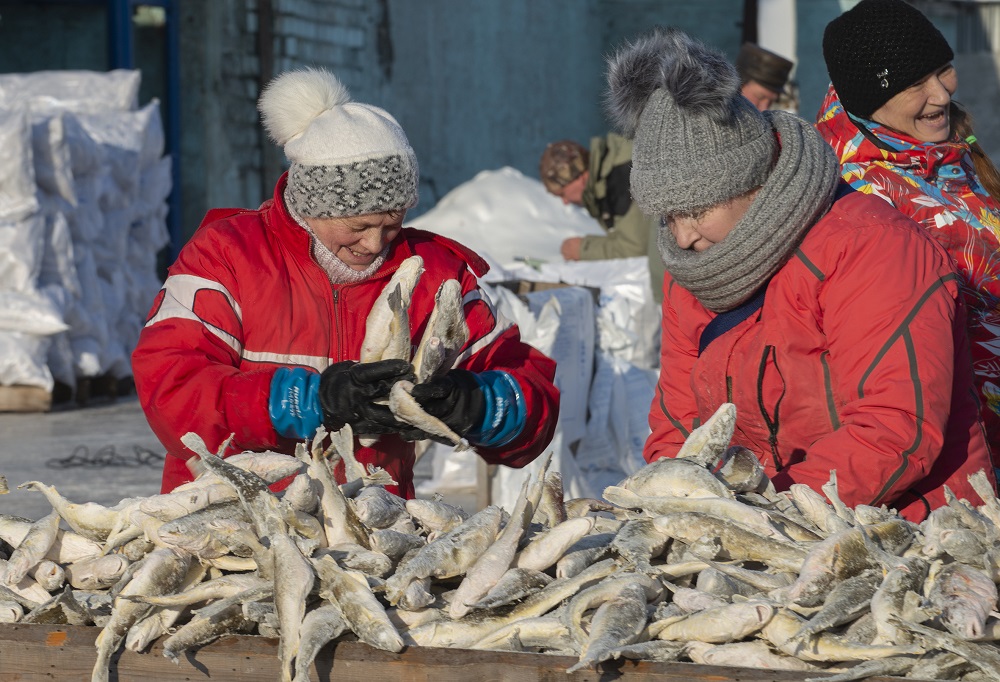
[[645, 190, 995, 521], [133, 175, 559, 496], [816, 85, 1000, 449]]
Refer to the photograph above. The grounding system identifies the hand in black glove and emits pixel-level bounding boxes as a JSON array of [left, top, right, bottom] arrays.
[[319, 359, 415, 435], [402, 369, 485, 441]]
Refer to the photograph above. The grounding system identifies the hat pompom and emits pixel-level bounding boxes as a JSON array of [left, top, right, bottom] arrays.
[[258, 67, 351, 146], [606, 27, 740, 137]]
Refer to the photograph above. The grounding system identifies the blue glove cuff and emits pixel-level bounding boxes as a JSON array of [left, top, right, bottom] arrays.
[[269, 367, 323, 439], [466, 370, 526, 448]]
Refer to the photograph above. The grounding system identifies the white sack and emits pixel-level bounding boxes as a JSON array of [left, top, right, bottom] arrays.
[[0, 69, 140, 112], [0, 331, 54, 390], [0, 108, 38, 221], [0, 214, 45, 292]]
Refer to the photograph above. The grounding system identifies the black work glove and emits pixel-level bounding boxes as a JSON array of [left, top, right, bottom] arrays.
[[319, 359, 415, 435], [400, 369, 485, 442]]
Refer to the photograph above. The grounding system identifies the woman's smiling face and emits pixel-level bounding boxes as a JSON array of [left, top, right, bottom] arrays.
[[871, 64, 957, 143], [305, 211, 404, 270]]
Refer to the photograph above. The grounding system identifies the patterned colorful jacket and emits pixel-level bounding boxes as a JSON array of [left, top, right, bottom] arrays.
[[133, 174, 560, 496], [816, 85, 1000, 449]]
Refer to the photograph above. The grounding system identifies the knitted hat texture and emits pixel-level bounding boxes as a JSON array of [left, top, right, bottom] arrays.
[[606, 27, 839, 312], [605, 27, 777, 219], [258, 68, 418, 218], [823, 0, 954, 118]]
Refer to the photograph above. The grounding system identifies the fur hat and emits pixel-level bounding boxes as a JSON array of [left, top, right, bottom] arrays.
[[606, 27, 777, 218], [823, 0, 954, 119], [539, 140, 589, 194], [736, 42, 794, 94], [258, 68, 418, 218]]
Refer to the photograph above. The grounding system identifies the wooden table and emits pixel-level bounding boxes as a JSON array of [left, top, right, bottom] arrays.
[[0, 623, 925, 681]]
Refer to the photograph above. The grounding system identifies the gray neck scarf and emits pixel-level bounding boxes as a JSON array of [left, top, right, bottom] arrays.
[[657, 112, 840, 312]]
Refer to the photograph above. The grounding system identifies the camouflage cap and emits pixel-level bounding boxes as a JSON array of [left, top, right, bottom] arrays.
[[539, 140, 589, 194]]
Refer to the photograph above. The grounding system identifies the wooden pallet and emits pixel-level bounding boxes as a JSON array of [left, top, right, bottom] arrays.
[[0, 623, 928, 682], [0, 385, 52, 413]]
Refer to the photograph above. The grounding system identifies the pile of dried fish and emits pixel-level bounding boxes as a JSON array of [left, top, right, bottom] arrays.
[[2, 404, 1000, 682]]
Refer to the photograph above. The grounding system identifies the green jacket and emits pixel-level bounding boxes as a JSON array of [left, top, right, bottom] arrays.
[[579, 132, 665, 301]]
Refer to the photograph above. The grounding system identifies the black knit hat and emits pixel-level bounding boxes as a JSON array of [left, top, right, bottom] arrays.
[[823, 0, 954, 118]]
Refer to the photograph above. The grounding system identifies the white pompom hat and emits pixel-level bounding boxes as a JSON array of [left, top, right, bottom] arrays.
[[258, 67, 418, 218]]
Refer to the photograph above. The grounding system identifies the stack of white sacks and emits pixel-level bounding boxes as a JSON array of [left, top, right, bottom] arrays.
[[0, 69, 171, 395], [409, 167, 661, 509]]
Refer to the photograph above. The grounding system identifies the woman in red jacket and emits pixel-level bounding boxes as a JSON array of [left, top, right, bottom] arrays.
[[132, 68, 559, 496], [606, 27, 995, 521], [817, 0, 1000, 450]]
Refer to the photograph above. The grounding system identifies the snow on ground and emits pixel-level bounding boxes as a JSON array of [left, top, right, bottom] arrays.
[[0, 397, 164, 520], [409, 166, 604, 270]]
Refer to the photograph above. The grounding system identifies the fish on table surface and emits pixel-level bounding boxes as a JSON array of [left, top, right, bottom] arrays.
[[2, 401, 1000, 680]]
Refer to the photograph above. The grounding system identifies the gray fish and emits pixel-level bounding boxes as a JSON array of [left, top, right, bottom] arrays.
[[603, 640, 687, 663], [27, 560, 64, 593], [674, 402, 736, 468], [770, 520, 913, 607], [468, 614, 573, 653], [610, 518, 670, 573], [616, 457, 733, 499], [762, 608, 924, 662], [470, 567, 553, 611], [868, 555, 928, 645], [567, 580, 653, 673], [451, 473, 542, 619], [385, 505, 503, 605], [65, 554, 130, 591], [927, 562, 997, 639], [180, 433, 287, 539], [352, 485, 408, 530], [801, 656, 917, 682], [412, 278, 469, 383], [407, 558, 618, 650], [292, 602, 347, 682], [405, 497, 468, 534], [360, 255, 423, 363], [555, 533, 614, 579], [369, 528, 426, 562], [714, 445, 768, 493], [92, 547, 191, 682], [652, 512, 807, 572], [534, 471, 567, 527], [891, 616, 1000, 682], [125, 561, 208, 653], [787, 568, 882, 646], [161, 602, 256, 664], [314, 555, 403, 652], [686, 640, 819, 671], [3, 511, 60, 586], [272, 533, 315, 682]]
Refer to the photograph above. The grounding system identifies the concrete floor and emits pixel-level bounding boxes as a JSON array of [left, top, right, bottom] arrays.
[[0, 396, 475, 522]]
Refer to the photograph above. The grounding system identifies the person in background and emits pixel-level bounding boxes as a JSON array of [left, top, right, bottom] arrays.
[[816, 0, 1000, 451], [735, 41, 794, 112], [609, 26, 994, 521], [540, 136, 664, 302], [132, 67, 560, 496]]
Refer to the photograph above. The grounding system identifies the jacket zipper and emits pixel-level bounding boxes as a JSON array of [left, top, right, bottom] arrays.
[[331, 287, 341, 362], [757, 345, 785, 470]]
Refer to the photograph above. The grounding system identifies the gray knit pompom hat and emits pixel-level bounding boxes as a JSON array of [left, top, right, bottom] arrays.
[[606, 27, 777, 218], [258, 67, 418, 218]]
